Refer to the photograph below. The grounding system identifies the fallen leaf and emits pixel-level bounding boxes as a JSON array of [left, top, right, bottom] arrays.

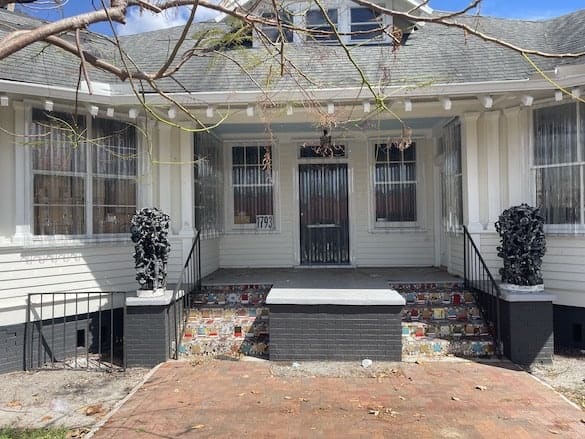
[[174, 389, 179, 393], [6, 400, 22, 408], [451, 396, 460, 401], [475, 385, 488, 391], [283, 396, 292, 400], [84, 404, 104, 416], [250, 390, 260, 394], [40, 415, 53, 422], [548, 430, 559, 435], [368, 409, 380, 416], [399, 396, 406, 400], [581, 419, 585, 424], [238, 392, 246, 397], [299, 397, 309, 402], [192, 424, 205, 430]]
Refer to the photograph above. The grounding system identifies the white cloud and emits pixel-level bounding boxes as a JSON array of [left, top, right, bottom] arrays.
[[116, 6, 220, 36]]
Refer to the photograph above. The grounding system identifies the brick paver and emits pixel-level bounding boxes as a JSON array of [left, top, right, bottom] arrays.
[[94, 360, 585, 438]]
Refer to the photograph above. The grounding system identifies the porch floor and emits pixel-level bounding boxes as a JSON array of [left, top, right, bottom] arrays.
[[202, 267, 459, 289]]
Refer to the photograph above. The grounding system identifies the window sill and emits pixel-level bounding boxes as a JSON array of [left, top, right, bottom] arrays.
[[370, 225, 428, 234], [224, 229, 280, 235], [6, 234, 133, 250]]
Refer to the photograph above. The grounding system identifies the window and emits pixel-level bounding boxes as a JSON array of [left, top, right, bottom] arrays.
[[306, 9, 338, 42], [441, 119, 463, 231], [351, 7, 383, 41], [533, 103, 584, 227], [232, 146, 273, 226], [260, 10, 294, 43], [31, 109, 137, 236], [374, 143, 417, 223], [194, 132, 224, 238]]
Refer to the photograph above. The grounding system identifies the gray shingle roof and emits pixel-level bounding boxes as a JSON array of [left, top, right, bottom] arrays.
[[0, 7, 584, 95]]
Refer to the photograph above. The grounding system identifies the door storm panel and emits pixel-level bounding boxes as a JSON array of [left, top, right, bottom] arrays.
[[299, 164, 349, 265]]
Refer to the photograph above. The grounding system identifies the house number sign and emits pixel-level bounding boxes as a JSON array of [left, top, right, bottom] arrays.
[[256, 215, 274, 230]]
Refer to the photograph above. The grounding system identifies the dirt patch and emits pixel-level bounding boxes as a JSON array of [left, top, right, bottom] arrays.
[[529, 352, 585, 410], [0, 368, 149, 431]]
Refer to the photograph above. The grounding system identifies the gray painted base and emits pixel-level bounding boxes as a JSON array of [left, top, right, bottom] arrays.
[[269, 304, 403, 361], [500, 300, 554, 366], [0, 310, 122, 374], [125, 296, 183, 367], [554, 305, 585, 350]]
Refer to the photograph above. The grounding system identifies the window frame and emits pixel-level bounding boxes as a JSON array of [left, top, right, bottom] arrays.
[[29, 106, 139, 239], [530, 102, 585, 233], [225, 141, 278, 234], [371, 141, 419, 229]]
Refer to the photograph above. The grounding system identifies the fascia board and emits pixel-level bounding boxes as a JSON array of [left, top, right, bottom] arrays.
[[1, 74, 584, 106]]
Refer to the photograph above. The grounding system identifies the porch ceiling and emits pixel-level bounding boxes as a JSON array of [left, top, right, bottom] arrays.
[[213, 117, 449, 135], [201, 267, 459, 289]]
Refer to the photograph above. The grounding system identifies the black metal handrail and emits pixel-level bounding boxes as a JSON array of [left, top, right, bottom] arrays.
[[171, 230, 202, 359], [463, 225, 502, 356]]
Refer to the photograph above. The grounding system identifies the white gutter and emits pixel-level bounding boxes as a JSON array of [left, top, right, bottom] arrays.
[[1, 74, 583, 107]]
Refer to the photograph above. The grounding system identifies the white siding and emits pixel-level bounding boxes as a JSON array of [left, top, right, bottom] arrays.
[[542, 236, 585, 307], [448, 233, 464, 277], [0, 243, 135, 326], [200, 237, 220, 276], [480, 232, 502, 280]]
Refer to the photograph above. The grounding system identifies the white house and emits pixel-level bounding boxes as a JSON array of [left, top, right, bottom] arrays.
[[0, 0, 584, 371]]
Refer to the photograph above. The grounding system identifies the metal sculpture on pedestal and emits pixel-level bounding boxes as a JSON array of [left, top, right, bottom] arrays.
[[495, 204, 546, 286], [130, 207, 171, 293]]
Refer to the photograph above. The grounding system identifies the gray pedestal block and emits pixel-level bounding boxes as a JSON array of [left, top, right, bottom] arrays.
[[499, 286, 555, 366]]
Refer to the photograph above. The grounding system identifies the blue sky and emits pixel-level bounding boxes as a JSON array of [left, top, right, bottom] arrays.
[[15, 0, 585, 35]]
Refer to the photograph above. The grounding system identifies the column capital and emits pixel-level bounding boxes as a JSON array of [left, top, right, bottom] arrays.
[[462, 111, 481, 123], [503, 106, 521, 118], [483, 110, 501, 121]]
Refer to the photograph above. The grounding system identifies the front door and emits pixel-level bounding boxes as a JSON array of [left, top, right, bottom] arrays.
[[299, 163, 349, 265]]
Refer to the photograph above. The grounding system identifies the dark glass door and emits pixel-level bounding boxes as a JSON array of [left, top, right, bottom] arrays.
[[299, 163, 349, 265]]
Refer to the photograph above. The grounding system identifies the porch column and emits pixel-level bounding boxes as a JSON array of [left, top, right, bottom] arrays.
[[484, 111, 502, 230], [461, 112, 482, 233], [157, 122, 172, 218], [179, 128, 194, 236], [504, 107, 530, 207], [138, 117, 154, 208], [13, 101, 32, 242]]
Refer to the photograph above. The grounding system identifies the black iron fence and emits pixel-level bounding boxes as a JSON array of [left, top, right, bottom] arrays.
[[26, 292, 127, 371], [463, 226, 503, 356], [170, 230, 202, 359]]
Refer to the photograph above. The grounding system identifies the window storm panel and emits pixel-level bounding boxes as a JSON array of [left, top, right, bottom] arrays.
[[441, 119, 463, 231], [194, 133, 224, 238], [232, 146, 273, 225], [261, 10, 294, 43], [374, 143, 417, 223], [31, 109, 86, 235], [92, 119, 137, 234], [351, 7, 383, 40], [306, 9, 338, 42], [533, 103, 584, 226]]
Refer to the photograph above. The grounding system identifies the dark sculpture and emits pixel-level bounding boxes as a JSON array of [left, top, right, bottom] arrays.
[[130, 207, 171, 290], [495, 204, 546, 286]]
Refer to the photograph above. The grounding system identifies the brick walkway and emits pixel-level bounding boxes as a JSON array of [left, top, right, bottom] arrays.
[[93, 360, 585, 439]]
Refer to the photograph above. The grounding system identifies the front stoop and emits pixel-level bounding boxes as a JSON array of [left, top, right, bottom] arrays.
[[393, 282, 496, 360]]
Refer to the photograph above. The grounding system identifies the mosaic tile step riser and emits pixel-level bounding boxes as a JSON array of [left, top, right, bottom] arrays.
[[180, 284, 495, 360]]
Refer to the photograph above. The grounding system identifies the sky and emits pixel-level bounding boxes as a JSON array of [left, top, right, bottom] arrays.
[[13, 0, 585, 36]]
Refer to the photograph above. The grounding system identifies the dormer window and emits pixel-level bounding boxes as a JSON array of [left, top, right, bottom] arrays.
[[261, 10, 294, 43], [350, 7, 383, 41], [306, 9, 338, 42]]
